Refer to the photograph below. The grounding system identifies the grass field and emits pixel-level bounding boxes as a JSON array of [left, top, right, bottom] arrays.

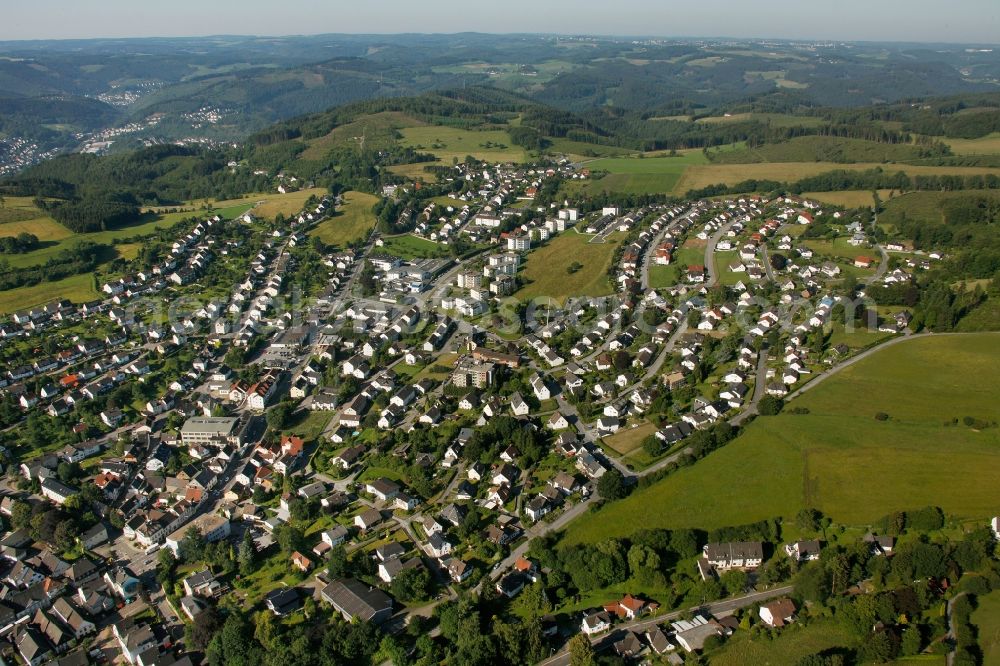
[[936, 132, 1000, 156], [973, 590, 1000, 665], [307, 191, 377, 247], [0, 273, 99, 314], [708, 619, 858, 666], [800, 190, 899, 208], [675, 162, 1000, 195], [387, 162, 438, 179], [574, 153, 710, 195], [696, 112, 824, 127], [380, 234, 449, 260], [300, 111, 420, 161], [546, 138, 633, 161], [515, 231, 620, 301], [603, 422, 657, 456], [879, 190, 1000, 232], [707, 135, 928, 165], [801, 237, 876, 261], [399, 125, 528, 164], [648, 246, 704, 289], [0, 198, 256, 269], [561, 333, 1000, 546]]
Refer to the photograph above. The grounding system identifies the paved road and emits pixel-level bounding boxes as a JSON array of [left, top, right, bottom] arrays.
[[537, 585, 795, 666]]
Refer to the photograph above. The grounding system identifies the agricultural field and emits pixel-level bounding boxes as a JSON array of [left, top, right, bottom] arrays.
[[398, 125, 528, 164], [973, 589, 1000, 666], [561, 333, 1000, 546], [307, 191, 377, 247], [0, 273, 99, 314], [379, 234, 449, 260], [515, 231, 620, 301], [675, 162, 1000, 195]]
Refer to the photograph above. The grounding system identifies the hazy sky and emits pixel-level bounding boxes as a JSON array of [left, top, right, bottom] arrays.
[[2, 0, 998, 43]]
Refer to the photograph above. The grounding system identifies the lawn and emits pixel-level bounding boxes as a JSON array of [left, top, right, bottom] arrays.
[[0, 273, 99, 314], [708, 619, 858, 666], [380, 234, 450, 260], [398, 125, 528, 164], [561, 333, 1000, 546], [308, 191, 378, 247], [674, 163, 1000, 196], [515, 231, 620, 302], [973, 589, 1000, 666]]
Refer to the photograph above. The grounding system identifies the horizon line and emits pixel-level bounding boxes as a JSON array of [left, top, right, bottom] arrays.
[[0, 31, 997, 48]]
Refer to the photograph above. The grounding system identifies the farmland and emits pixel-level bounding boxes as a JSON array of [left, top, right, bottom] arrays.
[[561, 333, 1000, 546], [307, 191, 378, 247], [515, 231, 621, 301]]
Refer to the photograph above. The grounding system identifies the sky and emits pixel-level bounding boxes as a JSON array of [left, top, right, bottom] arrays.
[[2, 0, 998, 44]]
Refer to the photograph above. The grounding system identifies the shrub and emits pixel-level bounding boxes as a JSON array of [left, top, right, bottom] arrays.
[[874, 412, 890, 421]]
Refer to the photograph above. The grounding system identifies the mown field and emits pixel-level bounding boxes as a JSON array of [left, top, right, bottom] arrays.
[[561, 333, 1000, 546], [307, 191, 377, 247], [515, 231, 621, 301]]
